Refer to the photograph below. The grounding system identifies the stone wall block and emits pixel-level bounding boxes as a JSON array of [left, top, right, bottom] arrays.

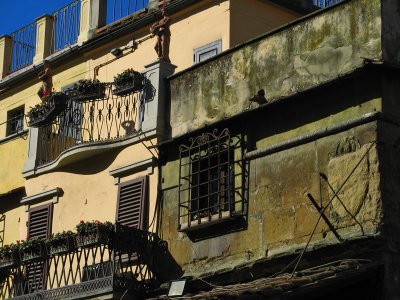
[[263, 208, 295, 244]]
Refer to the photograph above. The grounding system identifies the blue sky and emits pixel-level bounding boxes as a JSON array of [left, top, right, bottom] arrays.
[[0, 0, 74, 36]]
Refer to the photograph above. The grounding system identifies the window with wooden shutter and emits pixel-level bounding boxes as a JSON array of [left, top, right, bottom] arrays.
[[28, 204, 53, 239], [116, 176, 148, 230], [27, 204, 53, 292]]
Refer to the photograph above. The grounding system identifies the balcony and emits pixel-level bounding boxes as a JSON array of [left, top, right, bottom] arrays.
[[22, 60, 174, 178], [24, 70, 154, 169], [0, 226, 174, 299], [33, 82, 145, 167]]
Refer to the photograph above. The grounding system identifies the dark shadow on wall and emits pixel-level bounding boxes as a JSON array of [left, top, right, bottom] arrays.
[[57, 148, 123, 175], [244, 68, 382, 145]]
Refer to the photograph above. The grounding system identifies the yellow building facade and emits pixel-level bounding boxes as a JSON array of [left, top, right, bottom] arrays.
[[0, 0, 309, 298]]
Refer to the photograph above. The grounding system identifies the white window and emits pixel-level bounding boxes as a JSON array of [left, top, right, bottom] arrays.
[[194, 40, 222, 64]]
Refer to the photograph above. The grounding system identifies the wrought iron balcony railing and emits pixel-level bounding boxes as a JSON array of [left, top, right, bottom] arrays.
[[34, 82, 147, 166], [51, 0, 81, 54], [107, 0, 149, 25], [0, 227, 169, 299], [10, 22, 36, 73]]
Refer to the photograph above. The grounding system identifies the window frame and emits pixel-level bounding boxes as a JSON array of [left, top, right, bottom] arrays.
[[178, 128, 246, 231], [193, 40, 222, 64], [6, 105, 25, 136]]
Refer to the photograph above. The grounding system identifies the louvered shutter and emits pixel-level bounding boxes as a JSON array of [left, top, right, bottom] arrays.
[[116, 176, 148, 229], [28, 204, 52, 239], [27, 204, 52, 292]]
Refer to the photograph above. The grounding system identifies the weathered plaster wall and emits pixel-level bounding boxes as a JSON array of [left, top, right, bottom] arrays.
[[160, 122, 381, 276], [169, 0, 382, 138]]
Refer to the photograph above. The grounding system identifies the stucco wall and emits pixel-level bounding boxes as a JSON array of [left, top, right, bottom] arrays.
[[0, 0, 234, 246], [0, 138, 27, 195], [169, 0, 382, 138], [16, 139, 158, 240], [92, 0, 231, 81], [230, 0, 301, 48]]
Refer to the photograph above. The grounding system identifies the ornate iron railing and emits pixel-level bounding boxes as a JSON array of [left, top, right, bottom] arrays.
[[313, 0, 342, 8], [106, 0, 149, 24], [51, 0, 81, 54], [35, 83, 144, 166], [10, 22, 36, 73], [0, 228, 167, 299]]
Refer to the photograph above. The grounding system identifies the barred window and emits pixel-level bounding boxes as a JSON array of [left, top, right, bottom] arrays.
[[178, 128, 246, 231], [7, 106, 24, 136]]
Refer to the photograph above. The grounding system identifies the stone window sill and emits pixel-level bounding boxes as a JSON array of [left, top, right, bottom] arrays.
[[179, 211, 243, 232]]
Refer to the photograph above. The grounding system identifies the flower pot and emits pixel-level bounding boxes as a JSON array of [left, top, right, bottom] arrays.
[[28, 93, 68, 127], [76, 227, 110, 248], [71, 83, 106, 102], [113, 77, 144, 96], [48, 236, 76, 256], [0, 250, 20, 269], [20, 242, 47, 263]]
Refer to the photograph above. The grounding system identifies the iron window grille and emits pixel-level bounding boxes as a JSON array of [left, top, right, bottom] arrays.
[[178, 128, 246, 231], [6, 106, 25, 136]]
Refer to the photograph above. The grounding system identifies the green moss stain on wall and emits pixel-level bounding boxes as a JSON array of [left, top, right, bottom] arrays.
[[170, 0, 382, 138], [161, 123, 381, 276]]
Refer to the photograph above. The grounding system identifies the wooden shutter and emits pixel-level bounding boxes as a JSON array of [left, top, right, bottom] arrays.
[[116, 176, 148, 230], [27, 204, 52, 292], [28, 204, 53, 239]]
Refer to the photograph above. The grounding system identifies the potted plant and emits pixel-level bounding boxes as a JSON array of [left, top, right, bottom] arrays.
[[113, 68, 144, 96], [19, 238, 47, 263], [75, 220, 113, 248], [69, 79, 106, 102], [46, 231, 76, 256], [0, 243, 20, 269], [27, 92, 68, 127]]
